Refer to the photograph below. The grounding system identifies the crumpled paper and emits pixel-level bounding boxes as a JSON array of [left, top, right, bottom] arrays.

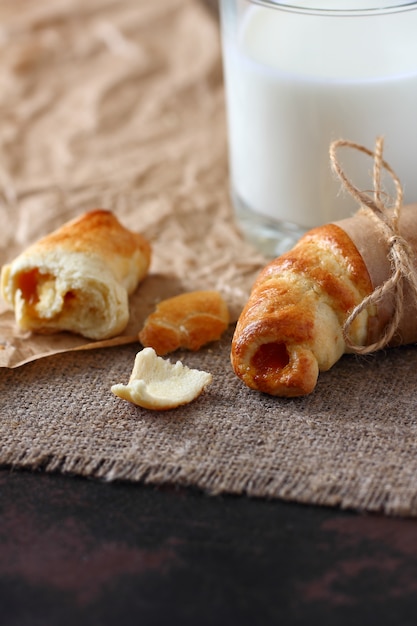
[[0, 0, 266, 367]]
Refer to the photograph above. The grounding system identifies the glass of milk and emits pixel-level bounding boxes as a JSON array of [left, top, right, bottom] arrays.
[[219, 0, 417, 256]]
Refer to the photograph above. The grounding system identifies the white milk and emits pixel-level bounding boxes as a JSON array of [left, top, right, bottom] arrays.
[[222, 4, 417, 230]]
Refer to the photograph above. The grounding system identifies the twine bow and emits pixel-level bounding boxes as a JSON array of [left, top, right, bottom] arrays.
[[329, 136, 417, 354]]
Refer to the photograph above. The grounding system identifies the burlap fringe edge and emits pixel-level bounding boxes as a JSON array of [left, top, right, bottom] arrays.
[[2, 446, 417, 518]]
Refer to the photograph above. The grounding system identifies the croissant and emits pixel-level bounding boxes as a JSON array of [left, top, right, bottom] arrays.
[[231, 203, 417, 397], [139, 290, 229, 355], [1, 209, 151, 340]]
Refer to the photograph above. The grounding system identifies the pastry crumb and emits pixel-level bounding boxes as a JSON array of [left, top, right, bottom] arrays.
[[111, 347, 212, 410], [138, 290, 229, 355]]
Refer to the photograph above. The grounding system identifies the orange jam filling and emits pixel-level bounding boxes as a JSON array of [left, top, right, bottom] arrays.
[[252, 342, 290, 373], [16, 269, 41, 305]]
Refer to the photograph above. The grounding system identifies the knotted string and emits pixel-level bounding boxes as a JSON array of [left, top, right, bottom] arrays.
[[329, 137, 417, 354]]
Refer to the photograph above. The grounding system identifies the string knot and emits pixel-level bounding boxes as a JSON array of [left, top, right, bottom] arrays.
[[329, 136, 417, 354], [389, 234, 404, 247]]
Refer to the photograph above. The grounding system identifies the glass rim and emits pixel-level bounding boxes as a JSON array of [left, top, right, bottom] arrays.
[[249, 1, 417, 15]]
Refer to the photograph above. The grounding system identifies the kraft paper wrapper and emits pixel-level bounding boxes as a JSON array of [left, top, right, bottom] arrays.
[[0, 0, 266, 368], [334, 202, 417, 347]]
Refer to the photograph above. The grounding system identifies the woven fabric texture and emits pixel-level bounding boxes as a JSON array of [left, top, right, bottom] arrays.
[[2, 328, 417, 516]]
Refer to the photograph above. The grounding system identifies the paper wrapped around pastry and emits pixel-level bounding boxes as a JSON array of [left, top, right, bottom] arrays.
[[231, 138, 417, 397], [0, 209, 151, 340]]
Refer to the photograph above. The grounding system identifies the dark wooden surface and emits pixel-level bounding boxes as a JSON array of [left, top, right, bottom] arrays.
[[1, 467, 417, 626]]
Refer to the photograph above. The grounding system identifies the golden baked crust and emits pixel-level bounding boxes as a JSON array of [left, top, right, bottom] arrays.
[[231, 224, 373, 397], [1, 209, 151, 340], [138, 290, 229, 355]]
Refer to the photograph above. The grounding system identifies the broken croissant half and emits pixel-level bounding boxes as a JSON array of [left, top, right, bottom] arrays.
[[111, 347, 212, 410], [0, 209, 151, 340]]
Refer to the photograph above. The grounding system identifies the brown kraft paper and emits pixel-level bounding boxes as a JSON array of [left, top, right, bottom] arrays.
[[335, 202, 417, 348], [0, 0, 267, 369]]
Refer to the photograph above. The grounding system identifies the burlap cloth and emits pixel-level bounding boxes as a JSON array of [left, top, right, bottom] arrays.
[[1, 0, 417, 517]]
